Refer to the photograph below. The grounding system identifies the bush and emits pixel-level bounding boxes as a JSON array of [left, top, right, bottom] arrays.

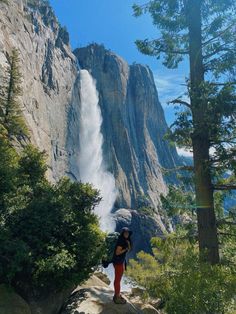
[[0, 144, 104, 294], [138, 206, 155, 216], [127, 233, 236, 314], [0, 137, 19, 202]]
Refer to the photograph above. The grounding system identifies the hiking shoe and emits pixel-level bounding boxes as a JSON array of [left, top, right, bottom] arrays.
[[119, 295, 127, 302], [113, 295, 127, 304]]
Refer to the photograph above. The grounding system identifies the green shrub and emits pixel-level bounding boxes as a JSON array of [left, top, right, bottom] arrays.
[[127, 234, 236, 314], [0, 137, 19, 202], [0, 144, 104, 293], [138, 206, 155, 216]]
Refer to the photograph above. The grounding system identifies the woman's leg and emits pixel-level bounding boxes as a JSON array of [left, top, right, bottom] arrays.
[[113, 263, 124, 297]]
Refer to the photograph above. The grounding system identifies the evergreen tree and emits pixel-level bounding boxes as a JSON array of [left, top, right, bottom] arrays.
[[133, 0, 236, 264], [0, 136, 19, 211], [0, 48, 28, 139], [0, 144, 104, 294]]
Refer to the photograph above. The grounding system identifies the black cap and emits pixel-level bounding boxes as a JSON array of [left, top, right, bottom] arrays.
[[121, 227, 133, 235]]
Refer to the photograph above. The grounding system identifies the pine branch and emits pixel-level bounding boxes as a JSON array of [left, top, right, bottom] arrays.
[[218, 232, 236, 237], [169, 98, 192, 109], [157, 48, 189, 55], [202, 22, 236, 47], [133, 2, 150, 10], [141, 39, 189, 55], [217, 219, 236, 227], [203, 46, 233, 60], [211, 137, 236, 145], [209, 81, 236, 86], [213, 184, 236, 191]]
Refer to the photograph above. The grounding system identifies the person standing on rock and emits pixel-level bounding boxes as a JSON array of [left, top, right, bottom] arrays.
[[112, 227, 132, 304]]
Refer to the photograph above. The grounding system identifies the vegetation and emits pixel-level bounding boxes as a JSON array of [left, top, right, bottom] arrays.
[[127, 234, 236, 314], [0, 49, 28, 139], [133, 0, 236, 264], [161, 184, 195, 218], [128, 184, 236, 313], [161, 183, 236, 254], [138, 206, 155, 217], [0, 140, 104, 294], [0, 49, 104, 296]]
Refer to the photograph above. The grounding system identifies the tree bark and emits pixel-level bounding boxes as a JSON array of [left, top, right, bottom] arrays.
[[187, 0, 220, 264]]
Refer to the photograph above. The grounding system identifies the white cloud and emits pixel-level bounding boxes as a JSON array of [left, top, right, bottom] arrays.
[[209, 147, 216, 156], [154, 73, 187, 108], [176, 147, 193, 157], [177, 147, 218, 158]]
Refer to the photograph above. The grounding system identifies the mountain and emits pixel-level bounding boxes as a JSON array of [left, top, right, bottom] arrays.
[[0, 0, 80, 182], [0, 0, 181, 240], [75, 44, 181, 210]]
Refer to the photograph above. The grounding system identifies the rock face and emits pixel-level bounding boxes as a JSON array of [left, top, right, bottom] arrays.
[[0, 1, 179, 312], [60, 275, 161, 314], [62, 286, 142, 314], [0, 0, 180, 246], [74, 44, 181, 209], [113, 208, 169, 258], [0, 1, 180, 210], [0, 0, 81, 181], [26, 286, 76, 314], [0, 284, 31, 314]]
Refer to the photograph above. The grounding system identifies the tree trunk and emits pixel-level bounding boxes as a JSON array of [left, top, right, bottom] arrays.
[[187, 0, 219, 264]]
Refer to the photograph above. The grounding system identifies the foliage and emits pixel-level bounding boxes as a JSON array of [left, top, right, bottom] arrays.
[[18, 145, 48, 185], [161, 184, 195, 217], [132, 0, 236, 179], [0, 48, 28, 139], [138, 206, 155, 216], [0, 143, 104, 293], [133, 1, 236, 71], [218, 202, 236, 266], [133, 0, 236, 264], [0, 137, 19, 205], [0, 45, 104, 295], [220, 226, 236, 266], [161, 183, 236, 262], [161, 183, 230, 221], [127, 234, 236, 314]]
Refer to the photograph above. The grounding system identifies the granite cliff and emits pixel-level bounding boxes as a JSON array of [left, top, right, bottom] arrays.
[[75, 44, 181, 210], [0, 1, 182, 312], [0, 0, 180, 239], [0, 0, 80, 182]]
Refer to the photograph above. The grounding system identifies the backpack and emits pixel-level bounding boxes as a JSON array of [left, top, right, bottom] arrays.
[[102, 232, 120, 268]]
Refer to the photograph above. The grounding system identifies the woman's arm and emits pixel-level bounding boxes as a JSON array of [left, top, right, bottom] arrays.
[[115, 245, 128, 256]]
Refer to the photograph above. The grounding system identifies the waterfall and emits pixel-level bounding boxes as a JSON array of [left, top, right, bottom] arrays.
[[78, 69, 117, 232]]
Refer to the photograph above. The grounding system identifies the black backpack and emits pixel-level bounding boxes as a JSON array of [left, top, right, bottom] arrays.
[[102, 232, 120, 268]]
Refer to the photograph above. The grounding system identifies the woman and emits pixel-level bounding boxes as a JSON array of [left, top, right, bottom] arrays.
[[112, 227, 132, 304]]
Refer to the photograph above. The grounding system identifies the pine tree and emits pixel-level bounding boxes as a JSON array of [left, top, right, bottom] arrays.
[[133, 0, 236, 264], [0, 48, 28, 139]]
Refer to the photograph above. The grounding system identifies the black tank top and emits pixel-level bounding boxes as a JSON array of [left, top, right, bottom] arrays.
[[112, 236, 128, 264]]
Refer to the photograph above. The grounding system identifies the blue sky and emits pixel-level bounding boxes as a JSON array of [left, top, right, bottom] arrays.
[[49, 0, 189, 126]]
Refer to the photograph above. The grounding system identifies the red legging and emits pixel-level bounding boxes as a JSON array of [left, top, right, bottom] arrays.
[[113, 263, 124, 296]]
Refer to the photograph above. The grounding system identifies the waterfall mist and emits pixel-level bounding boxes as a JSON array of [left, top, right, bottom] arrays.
[[78, 69, 117, 232]]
